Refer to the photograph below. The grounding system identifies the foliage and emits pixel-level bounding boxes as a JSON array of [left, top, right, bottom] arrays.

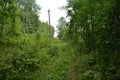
[[66, 0, 120, 80], [0, 0, 53, 80], [0, 0, 120, 80], [57, 17, 68, 40]]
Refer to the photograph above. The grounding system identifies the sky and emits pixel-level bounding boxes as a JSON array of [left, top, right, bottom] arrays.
[[36, 0, 67, 37]]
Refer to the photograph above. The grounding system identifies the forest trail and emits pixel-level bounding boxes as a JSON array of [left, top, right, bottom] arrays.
[[70, 55, 79, 80], [70, 66, 78, 80]]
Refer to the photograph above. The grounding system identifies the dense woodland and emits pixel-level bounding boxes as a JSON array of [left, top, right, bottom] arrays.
[[0, 0, 120, 80]]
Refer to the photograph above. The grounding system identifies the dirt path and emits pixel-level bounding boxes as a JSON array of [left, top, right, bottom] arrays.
[[70, 56, 79, 80]]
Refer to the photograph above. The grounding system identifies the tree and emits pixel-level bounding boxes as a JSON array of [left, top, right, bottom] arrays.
[[0, 0, 41, 79], [17, 0, 41, 33], [57, 17, 68, 40], [66, 0, 120, 79]]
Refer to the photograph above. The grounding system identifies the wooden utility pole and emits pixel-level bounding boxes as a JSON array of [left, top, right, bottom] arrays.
[[48, 9, 51, 50], [48, 9, 51, 36]]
